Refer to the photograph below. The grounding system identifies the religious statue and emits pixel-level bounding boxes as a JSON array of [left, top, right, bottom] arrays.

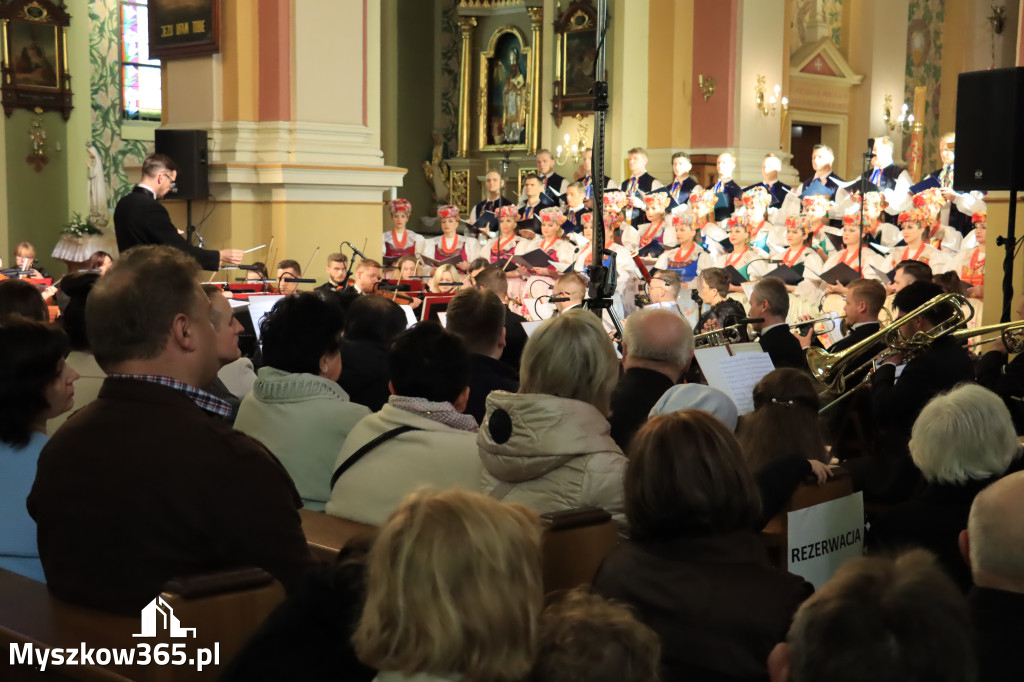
[[87, 145, 109, 227], [422, 130, 452, 205], [501, 48, 528, 144]]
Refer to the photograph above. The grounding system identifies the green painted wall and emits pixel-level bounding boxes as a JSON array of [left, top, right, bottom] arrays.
[[393, 0, 437, 230], [4, 110, 70, 276]]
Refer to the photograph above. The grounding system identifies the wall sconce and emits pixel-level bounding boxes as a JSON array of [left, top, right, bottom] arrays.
[[26, 108, 48, 172], [755, 75, 787, 117], [698, 74, 715, 102], [882, 94, 914, 133], [555, 116, 589, 166]]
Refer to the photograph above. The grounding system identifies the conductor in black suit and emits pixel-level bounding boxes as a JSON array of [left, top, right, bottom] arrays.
[[749, 277, 806, 370], [114, 154, 243, 271]]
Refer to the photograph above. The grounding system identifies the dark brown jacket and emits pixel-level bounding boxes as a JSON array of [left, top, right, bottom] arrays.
[[594, 533, 813, 682], [28, 378, 315, 614]]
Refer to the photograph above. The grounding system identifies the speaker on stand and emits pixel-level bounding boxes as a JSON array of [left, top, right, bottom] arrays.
[[154, 129, 210, 247], [955, 68, 1024, 322]]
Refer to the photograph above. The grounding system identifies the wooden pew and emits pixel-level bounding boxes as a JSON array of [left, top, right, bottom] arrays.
[[0, 568, 284, 682], [761, 467, 856, 568], [297, 509, 376, 562], [540, 507, 619, 593], [299, 507, 619, 593]]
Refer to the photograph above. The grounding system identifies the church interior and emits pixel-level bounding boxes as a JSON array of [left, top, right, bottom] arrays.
[[0, 0, 1021, 324]]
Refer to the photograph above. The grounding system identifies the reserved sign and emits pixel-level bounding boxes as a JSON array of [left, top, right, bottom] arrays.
[[786, 492, 865, 589]]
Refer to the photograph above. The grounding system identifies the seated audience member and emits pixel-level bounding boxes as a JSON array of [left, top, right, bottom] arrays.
[[649, 383, 739, 431], [326, 322, 482, 526], [200, 284, 247, 421], [277, 259, 304, 295], [27, 245, 314, 614], [478, 310, 628, 525], [737, 369, 833, 523], [446, 288, 518, 423], [49, 273, 105, 432], [595, 410, 812, 681], [235, 293, 371, 511], [353, 490, 542, 682], [609, 307, 694, 451], [339, 294, 408, 411], [963, 471, 1024, 682], [850, 280, 975, 502], [531, 588, 661, 682], [474, 265, 528, 370], [0, 278, 48, 321], [768, 551, 974, 682], [868, 384, 1022, 592], [0, 319, 77, 582], [750, 277, 805, 369], [86, 250, 114, 275]]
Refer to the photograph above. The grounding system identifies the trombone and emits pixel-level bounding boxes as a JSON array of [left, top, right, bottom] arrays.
[[808, 293, 972, 412], [951, 320, 1024, 353]]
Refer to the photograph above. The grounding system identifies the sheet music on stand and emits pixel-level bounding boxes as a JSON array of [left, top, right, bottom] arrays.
[[694, 345, 776, 414]]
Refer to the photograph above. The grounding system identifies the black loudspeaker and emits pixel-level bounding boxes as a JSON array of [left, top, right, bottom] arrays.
[[954, 67, 1024, 192], [154, 129, 209, 201]]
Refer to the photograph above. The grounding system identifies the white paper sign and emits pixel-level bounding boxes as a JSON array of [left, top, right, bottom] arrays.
[[246, 295, 286, 343], [787, 492, 865, 590]]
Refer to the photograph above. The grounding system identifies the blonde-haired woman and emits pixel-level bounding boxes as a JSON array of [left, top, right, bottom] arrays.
[[353, 489, 543, 682], [428, 263, 461, 294], [478, 309, 628, 526]]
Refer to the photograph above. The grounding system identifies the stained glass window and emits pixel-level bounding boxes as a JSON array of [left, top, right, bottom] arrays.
[[121, 0, 161, 121]]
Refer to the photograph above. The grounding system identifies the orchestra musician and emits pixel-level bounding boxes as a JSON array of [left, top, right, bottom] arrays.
[[13, 242, 47, 279], [383, 198, 423, 262], [748, 277, 805, 369], [830, 279, 886, 353], [694, 268, 748, 341], [646, 271, 684, 316], [429, 264, 461, 294], [848, 281, 976, 502], [552, 272, 587, 313], [315, 252, 350, 294], [276, 259, 303, 295]]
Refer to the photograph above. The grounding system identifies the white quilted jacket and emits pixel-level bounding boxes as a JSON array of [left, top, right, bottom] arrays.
[[477, 391, 627, 527]]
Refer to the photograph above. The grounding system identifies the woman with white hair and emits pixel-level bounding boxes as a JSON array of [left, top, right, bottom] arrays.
[[868, 383, 1024, 592], [477, 309, 628, 525]]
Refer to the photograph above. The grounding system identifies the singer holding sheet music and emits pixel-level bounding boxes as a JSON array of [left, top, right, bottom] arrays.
[[418, 205, 479, 269], [114, 154, 244, 271]]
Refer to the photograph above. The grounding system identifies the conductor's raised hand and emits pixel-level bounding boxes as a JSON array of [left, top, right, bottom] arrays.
[[220, 249, 244, 265]]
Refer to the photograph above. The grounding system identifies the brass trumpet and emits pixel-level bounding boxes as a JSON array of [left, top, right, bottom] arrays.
[[808, 293, 972, 411], [694, 317, 763, 347], [790, 313, 845, 336]]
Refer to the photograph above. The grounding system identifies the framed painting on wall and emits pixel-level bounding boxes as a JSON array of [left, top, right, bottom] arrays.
[[478, 26, 533, 152], [552, 0, 600, 125], [148, 0, 220, 60], [0, 0, 73, 119]]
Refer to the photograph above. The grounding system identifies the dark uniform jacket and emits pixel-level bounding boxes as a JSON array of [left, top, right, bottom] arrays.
[[114, 186, 221, 271]]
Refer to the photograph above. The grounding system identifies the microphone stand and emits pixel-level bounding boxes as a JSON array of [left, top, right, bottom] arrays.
[[581, 0, 623, 341], [858, 139, 874, 278]]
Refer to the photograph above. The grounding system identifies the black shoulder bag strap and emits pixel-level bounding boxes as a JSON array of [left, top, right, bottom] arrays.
[[330, 425, 421, 490]]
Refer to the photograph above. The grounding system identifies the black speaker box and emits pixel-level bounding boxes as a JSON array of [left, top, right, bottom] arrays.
[[954, 67, 1024, 192], [154, 129, 209, 201]]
